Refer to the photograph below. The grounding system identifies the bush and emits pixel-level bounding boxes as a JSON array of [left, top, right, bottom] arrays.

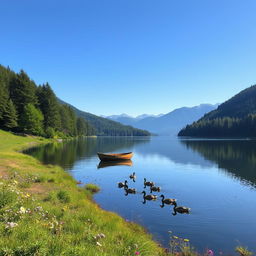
[[84, 184, 100, 193], [57, 190, 71, 203]]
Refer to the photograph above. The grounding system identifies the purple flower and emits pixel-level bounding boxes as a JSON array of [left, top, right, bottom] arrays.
[[207, 249, 214, 256], [135, 252, 140, 255]]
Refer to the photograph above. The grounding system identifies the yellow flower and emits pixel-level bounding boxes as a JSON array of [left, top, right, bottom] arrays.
[[173, 236, 178, 239], [184, 239, 189, 242], [13, 180, 18, 184]]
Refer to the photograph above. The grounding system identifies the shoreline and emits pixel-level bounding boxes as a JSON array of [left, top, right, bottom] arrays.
[[0, 130, 169, 255]]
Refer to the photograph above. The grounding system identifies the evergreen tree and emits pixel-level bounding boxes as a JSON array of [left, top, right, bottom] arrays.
[[77, 117, 87, 136], [20, 104, 44, 135], [3, 99, 18, 130], [0, 81, 8, 123], [37, 83, 61, 131], [9, 70, 37, 122]]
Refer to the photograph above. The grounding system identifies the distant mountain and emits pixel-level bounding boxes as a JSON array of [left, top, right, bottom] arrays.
[[58, 99, 150, 136], [106, 104, 218, 135], [178, 85, 256, 137]]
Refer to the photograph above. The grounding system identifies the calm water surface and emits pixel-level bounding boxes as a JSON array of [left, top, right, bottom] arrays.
[[25, 137, 256, 253]]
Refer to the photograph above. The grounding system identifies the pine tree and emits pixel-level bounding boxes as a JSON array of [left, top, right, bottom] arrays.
[[9, 70, 38, 121], [77, 117, 87, 136], [0, 82, 8, 124], [37, 83, 61, 131], [3, 99, 18, 130], [20, 104, 44, 135]]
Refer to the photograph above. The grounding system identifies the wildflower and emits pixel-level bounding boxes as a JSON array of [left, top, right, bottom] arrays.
[[184, 239, 189, 242], [96, 241, 102, 247], [13, 180, 18, 184], [99, 233, 106, 238], [19, 207, 26, 214], [207, 249, 214, 256], [173, 236, 178, 239], [134, 244, 138, 248], [135, 252, 140, 255], [5, 222, 18, 229]]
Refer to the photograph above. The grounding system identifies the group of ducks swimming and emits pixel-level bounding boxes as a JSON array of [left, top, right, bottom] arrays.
[[118, 172, 190, 215]]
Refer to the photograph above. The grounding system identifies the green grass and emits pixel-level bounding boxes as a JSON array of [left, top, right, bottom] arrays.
[[85, 183, 100, 193]]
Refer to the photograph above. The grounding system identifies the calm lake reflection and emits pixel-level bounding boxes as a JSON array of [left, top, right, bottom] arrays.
[[25, 137, 256, 253]]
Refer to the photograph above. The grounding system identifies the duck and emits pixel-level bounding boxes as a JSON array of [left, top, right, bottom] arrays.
[[150, 185, 161, 193], [118, 180, 128, 188], [129, 172, 136, 179], [172, 201, 190, 215], [144, 178, 154, 187], [124, 184, 136, 194], [160, 194, 176, 205], [142, 190, 157, 200]]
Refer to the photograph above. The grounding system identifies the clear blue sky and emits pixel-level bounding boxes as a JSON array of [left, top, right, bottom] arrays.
[[1, 0, 256, 116]]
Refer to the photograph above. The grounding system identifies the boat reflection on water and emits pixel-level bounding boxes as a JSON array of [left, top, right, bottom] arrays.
[[97, 160, 133, 169]]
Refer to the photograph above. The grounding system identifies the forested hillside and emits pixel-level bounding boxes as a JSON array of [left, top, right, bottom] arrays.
[[0, 65, 150, 137], [58, 99, 151, 136], [0, 65, 95, 137], [178, 85, 256, 137]]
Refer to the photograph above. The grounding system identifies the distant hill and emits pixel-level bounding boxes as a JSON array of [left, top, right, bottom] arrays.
[[178, 85, 256, 137], [106, 104, 218, 135], [58, 99, 150, 136]]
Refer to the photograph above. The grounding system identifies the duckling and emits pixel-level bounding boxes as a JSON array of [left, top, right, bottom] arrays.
[[118, 180, 128, 188], [142, 191, 157, 200], [129, 172, 136, 180], [144, 178, 154, 187], [150, 185, 161, 193], [124, 184, 136, 194], [172, 201, 190, 215], [160, 194, 176, 205]]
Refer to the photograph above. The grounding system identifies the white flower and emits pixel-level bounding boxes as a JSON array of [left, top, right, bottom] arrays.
[[96, 242, 102, 247], [19, 207, 26, 214], [5, 222, 18, 229]]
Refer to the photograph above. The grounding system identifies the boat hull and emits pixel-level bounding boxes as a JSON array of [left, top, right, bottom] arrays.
[[97, 152, 133, 161]]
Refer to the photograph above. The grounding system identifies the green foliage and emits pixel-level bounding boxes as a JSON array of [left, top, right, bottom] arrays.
[[20, 104, 44, 135], [0, 188, 16, 209], [84, 184, 100, 193], [60, 99, 151, 136], [2, 99, 18, 129], [57, 190, 71, 203], [0, 65, 98, 137], [0, 81, 8, 121], [37, 83, 61, 131], [9, 70, 37, 118]]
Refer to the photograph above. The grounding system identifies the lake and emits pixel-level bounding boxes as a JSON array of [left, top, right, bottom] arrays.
[[25, 136, 256, 254]]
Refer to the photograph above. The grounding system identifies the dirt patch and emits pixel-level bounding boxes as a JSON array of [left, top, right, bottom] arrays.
[[0, 166, 9, 179], [24, 184, 48, 194]]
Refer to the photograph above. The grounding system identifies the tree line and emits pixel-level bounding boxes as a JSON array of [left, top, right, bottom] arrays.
[[0, 65, 95, 137], [178, 115, 256, 137]]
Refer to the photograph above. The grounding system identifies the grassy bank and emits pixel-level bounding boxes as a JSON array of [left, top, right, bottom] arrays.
[[0, 130, 169, 256]]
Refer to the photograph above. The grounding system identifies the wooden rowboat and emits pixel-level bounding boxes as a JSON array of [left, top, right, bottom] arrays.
[[97, 152, 133, 161]]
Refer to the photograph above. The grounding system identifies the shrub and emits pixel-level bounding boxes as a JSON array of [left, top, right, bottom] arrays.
[[57, 190, 71, 203], [84, 184, 100, 193]]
